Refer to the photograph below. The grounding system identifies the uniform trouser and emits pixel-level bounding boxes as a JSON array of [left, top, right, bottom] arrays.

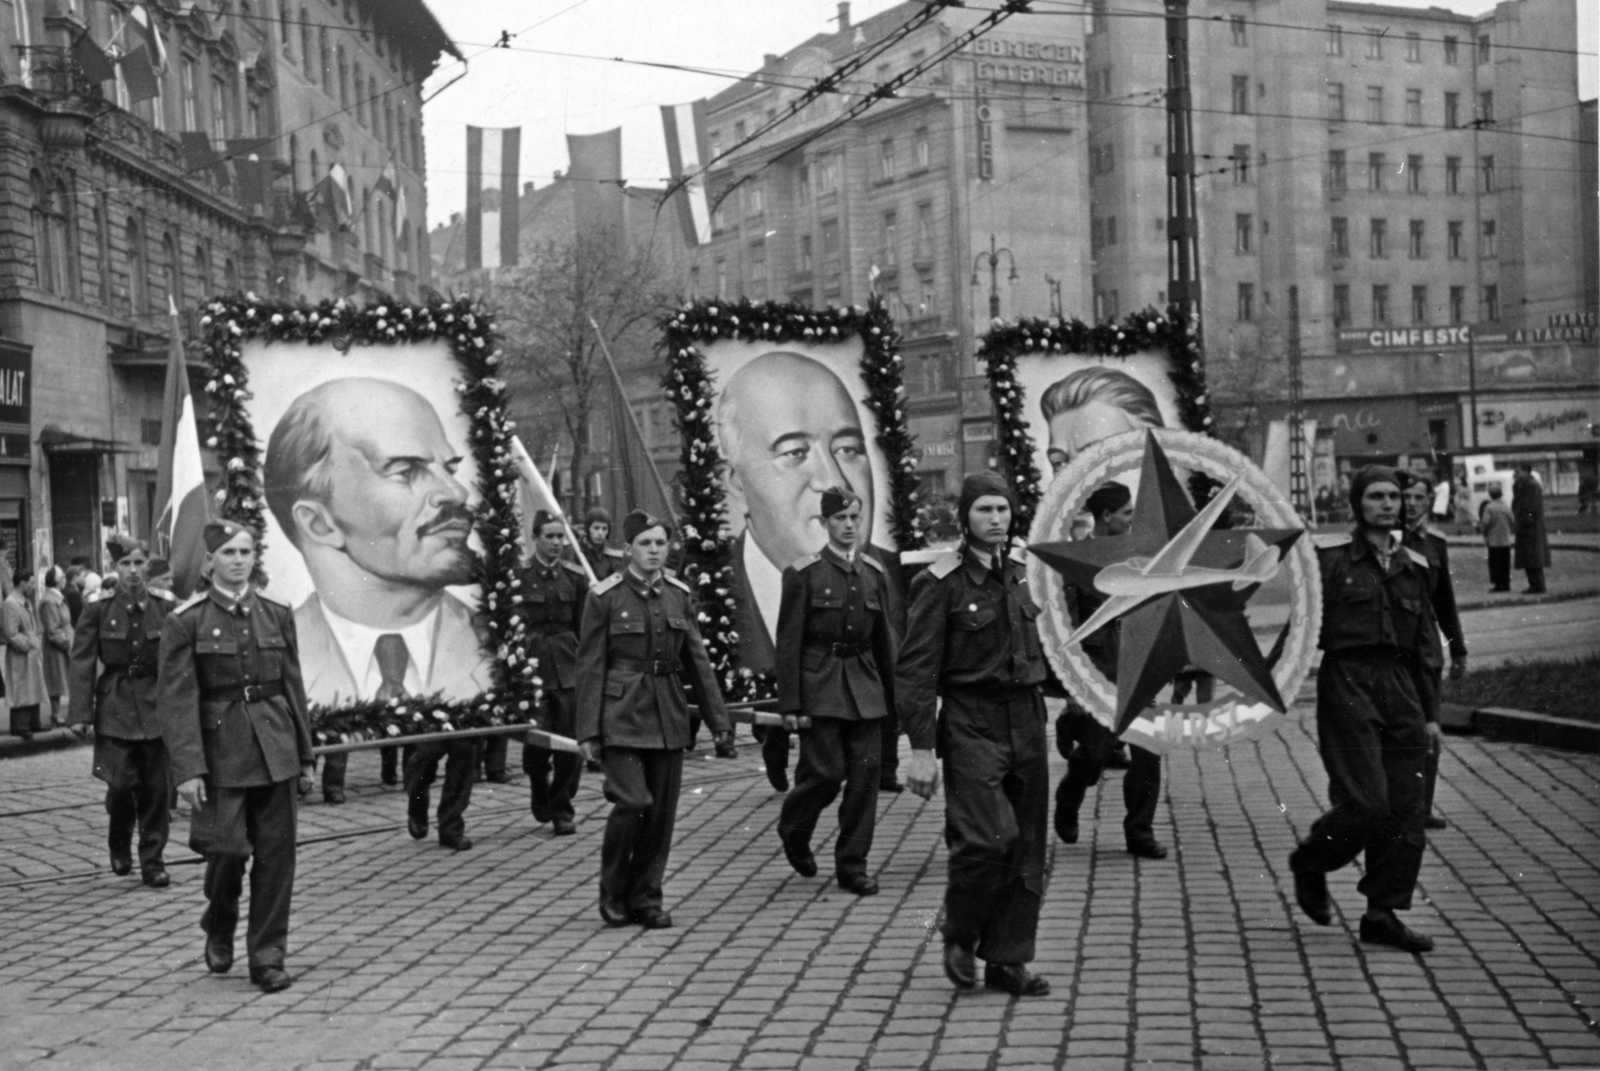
[[767, 721, 900, 787], [404, 739, 475, 843], [778, 716, 882, 878], [599, 747, 683, 913], [1487, 547, 1512, 590], [200, 779, 298, 970], [321, 747, 399, 792], [482, 735, 509, 778], [1055, 711, 1161, 845], [1290, 654, 1428, 912], [524, 689, 581, 822], [95, 734, 170, 870], [1412, 664, 1444, 819], [940, 688, 1049, 966]]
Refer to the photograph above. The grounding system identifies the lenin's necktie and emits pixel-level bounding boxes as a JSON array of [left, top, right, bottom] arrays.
[[374, 633, 411, 703]]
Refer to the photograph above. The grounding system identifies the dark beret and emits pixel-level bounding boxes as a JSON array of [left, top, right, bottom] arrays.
[[531, 510, 563, 535], [203, 520, 253, 553], [622, 510, 670, 545], [820, 487, 859, 519]]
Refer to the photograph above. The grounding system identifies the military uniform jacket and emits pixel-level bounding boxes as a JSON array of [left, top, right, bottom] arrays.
[[775, 544, 896, 720], [1402, 525, 1467, 668], [578, 540, 624, 582], [895, 545, 1049, 752], [160, 586, 315, 788], [521, 556, 588, 691], [68, 587, 176, 739], [575, 569, 730, 750], [1317, 532, 1438, 662]]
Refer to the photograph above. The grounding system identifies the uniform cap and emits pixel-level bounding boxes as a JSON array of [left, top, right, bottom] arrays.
[[958, 471, 1014, 523], [820, 486, 859, 519], [531, 509, 562, 535], [622, 510, 670, 544], [105, 533, 148, 563], [203, 520, 253, 553]]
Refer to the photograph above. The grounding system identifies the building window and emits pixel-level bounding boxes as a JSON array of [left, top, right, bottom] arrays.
[[821, 217, 840, 274], [1368, 153, 1386, 191], [1483, 284, 1499, 321], [1232, 144, 1251, 183], [1444, 35, 1458, 64], [196, 240, 212, 294], [1328, 150, 1346, 191], [1405, 32, 1421, 62], [1406, 154, 1423, 193], [89, 202, 108, 304], [1237, 283, 1254, 322], [1326, 24, 1343, 55], [301, 9, 313, 77], [1408, 219, 1425, 258], [1478, 90, 1494, 127], [1089, 0, 1107, 34], [916, 202, 934, 260], [1445, 156, 1461, 193], [1482, 219, 1497, 257], [1327, 83, 1345, 122], [1372, 284, 1390, 324], [881, 211, 898, 266], [799, 235, 813, 273], [125, 218, 148, 312], [715, 258, 726, 298], [320, 28, 331, 90], [733, 119, 746, 142], [1366, 85, 1384, 125], [211, 79, 229, 142], [1447, 220, 1463, 258], [181, 60, 199, 129], [749, 240, 767, 290], [818, 155, 839, 193], [746, 182, 763, 216], [1333, 284, 1351, 326], [797, 164, 811, 203], [1480, 155, 1495, 192], [161, 232, 180, 309], [1230, 15, 1246, 45], [1365, 28, 1383, 59], [31, 175, 77, 298], [1405, 88, 1422, 127], [1370, 218, 1387, 258], [1411, 285, 1428, 323], [1477, 34, 1491, 63], [1449, 286, 1465, 323], [1231, 76, 1249, 115], [914, 127, 930, 170], [880, 138, 896, 181], [1235, 213, 1253, 253], [1331, 217, 1349, 256], [353, 61, 364, 125], [1444, 92, 1459, 129]]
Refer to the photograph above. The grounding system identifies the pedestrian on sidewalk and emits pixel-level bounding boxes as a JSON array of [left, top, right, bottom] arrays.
[[1290, 466, 1438, 953], [5, 567, 47, 741], [1479, 485, 1514, 592], [1052, 482, 1167, 860], [1512, 463, 1550, 594], [162, 521, 315, 994], [576, 510, 734, 930], [71, 536, 177, 887], [774, 488, 897, 897], [40, 567, 74, 728], [896, 472, 1052, 997], [1400, 474, 1467, 832], [520, 510, 589, 836]]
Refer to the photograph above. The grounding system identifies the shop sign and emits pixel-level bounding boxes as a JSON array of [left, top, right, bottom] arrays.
[[0, 346, 30, 427], [1467, 395, 1600, 448], [967, 38, 1085, 88], [963, 420, 995, 442], [921, 440, 956, 458], [1502, 311, 1599, 346], [1337, 325, 1476, 352]]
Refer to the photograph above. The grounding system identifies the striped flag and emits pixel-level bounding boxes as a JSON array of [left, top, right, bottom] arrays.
[[466, 126, 521, 270], [510, 436, 594, 584], [153, 298, 211, 598], [126, 4, 168, 73], [660, 100, 712, 246]]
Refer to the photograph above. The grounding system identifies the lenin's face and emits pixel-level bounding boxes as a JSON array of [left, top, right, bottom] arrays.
[[297, 382, 476, 589], [720, 352, 874, 571], [1046, 400, 1146, 474]]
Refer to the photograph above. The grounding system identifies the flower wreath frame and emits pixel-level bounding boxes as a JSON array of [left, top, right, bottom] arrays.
[[980, 308, 1214, 535], [196, 294, 541, 748], [660, 295, 927, 703]]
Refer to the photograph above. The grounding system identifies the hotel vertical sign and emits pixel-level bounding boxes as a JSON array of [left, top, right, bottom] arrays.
[[976, 95, 994, 180]]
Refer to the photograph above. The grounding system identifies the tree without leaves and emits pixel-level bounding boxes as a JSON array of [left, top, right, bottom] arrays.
[[489, 227, 671, 512]]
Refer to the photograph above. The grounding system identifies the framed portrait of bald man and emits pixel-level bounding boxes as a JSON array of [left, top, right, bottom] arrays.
[[662, 299, 924, 694], [196, 296, 537, 740]]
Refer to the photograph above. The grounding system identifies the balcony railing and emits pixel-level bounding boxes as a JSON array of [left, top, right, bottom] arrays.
[[11, 44, 107, 102]]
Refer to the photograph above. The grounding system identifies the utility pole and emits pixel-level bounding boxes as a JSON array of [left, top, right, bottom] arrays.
[[972, 233, 1018, 321], [1165, 0, 1204, 347], [1287, 286, 1311, 519]]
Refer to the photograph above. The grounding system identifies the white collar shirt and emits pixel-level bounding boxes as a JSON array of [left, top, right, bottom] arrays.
[[320, 601, 440, 700], [744, 533, 785, 646]]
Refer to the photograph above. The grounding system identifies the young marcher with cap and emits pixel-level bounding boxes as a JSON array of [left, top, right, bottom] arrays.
[[1400, 473, 1467, 832], [1052, 482, 1168, 859], [1289, 466, 1440, 953], [161, 521, 315, 992], [576, 510, 734, 928], [70, 535, 176, 886], [520, 510, 590, 835], [896, 472, 1053, 996], [577, 507, 624, 582], [774, 488, 897, 896]]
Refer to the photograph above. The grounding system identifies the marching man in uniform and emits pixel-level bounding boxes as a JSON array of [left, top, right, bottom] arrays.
[[576, 510, 734, 929], [1290, 466, 1439, 953], [162, 521, 315, 992], [896, 472, 1052, 997], [71, 534, 177, 887], [774, 488, 896, 896], [520, 510, 589, 835]]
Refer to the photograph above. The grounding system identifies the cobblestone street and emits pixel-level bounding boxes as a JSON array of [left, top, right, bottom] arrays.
[[3, 702, 1597, 1071]]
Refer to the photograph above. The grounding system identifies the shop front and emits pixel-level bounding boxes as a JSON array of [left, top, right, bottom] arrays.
[[1460, 391, 1600, 497], [0, 341, 32, 570]]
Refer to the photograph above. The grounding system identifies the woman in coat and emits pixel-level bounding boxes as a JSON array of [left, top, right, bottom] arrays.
[[4, 568, 48, 739], [1512, 464, 1551, 594], [39, 567, 74, 727]]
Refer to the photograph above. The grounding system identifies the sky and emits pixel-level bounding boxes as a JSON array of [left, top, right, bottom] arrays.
[[417, 0, 1598, 232]]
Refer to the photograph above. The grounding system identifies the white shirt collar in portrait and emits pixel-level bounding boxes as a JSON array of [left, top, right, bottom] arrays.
[[744, 532, 785, 646], [319, 599, 440, 699]]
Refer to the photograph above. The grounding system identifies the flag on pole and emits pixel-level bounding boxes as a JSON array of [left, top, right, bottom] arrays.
[[660, 100, 712, 246], [394, 182, 408, 240], [565, 128, 624, 250], [154, 297, 211, 598], [127, 4, 168, 73], [466, 126, 521, 270], [118, 45, 161, 103], [72, 30, 117, 83], [510, 436, 595, 585], [375, 159, 398, 201]]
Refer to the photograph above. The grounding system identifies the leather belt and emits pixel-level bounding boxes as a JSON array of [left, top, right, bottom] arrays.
[[612, 657, 679, 676], [830, 642, 869, 657], [202, 681, 284, 703], [108, 664, 158, 680]]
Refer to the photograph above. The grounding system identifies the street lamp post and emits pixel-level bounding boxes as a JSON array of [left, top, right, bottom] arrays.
[[971, 234, 1019, 321]]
